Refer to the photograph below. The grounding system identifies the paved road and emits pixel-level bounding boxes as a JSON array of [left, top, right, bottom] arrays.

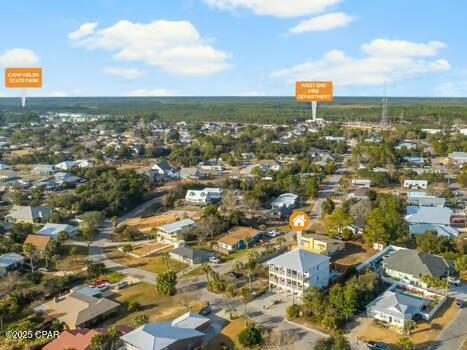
[[434, 285, 467, 350], [434, 308, 467, 350], [310, 154, 350, 219]]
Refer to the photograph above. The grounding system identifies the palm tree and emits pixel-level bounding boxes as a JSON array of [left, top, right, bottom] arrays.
[[111, 216, 119, 228], [162, 253, 170, 271], [244, 236, 253, 250], [246, 250, 260, 291], [404, 320, 416, 335], [0, 301, 8, 330], [107, 326, 119, 350], [57, 231, 68, 245], [240, 287, 251, 326], [52, 254, 60, 271], [201, 263, 212, 282], [43, 246, 53, 269], [23, 242, 37, 273], [224, 305, 237, 320]]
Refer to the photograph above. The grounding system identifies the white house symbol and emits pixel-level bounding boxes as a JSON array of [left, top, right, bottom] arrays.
[[293, 215, 306, 227]]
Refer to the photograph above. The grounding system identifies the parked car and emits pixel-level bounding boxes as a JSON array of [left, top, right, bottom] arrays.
[[228, 272, 242, 279], [200, 306, 211, 316], [447, 277, 461, 286], [92, 279, 110, 287], [367, 341, 390, 350], [116, 281, 129, 290], [267, 230, 282, 238], [97, 283, 111, 292], [209, 256, 221, 264]]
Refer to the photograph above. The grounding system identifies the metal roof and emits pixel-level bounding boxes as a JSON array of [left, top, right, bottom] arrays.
[[159, 219, 196, 234], [405, 206, 452, 225], [267, 249, 330, 273]]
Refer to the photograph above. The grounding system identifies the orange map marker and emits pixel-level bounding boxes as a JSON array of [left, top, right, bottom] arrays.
[[289, 211, 311, 232]]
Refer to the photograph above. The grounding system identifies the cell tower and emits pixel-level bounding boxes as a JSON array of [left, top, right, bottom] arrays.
[[380, 98, 388, 127], [380, 81, 388, 127]]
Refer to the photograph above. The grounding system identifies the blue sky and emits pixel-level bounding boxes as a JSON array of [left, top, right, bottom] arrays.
[[0, 0, 466, 97]]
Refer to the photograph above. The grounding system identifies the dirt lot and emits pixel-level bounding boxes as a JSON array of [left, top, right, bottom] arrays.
[[332, 241, 375, 272], [105, 248, 188, 274], [355, 298, 459, 349], [99, 282, 208, 327], [128, 243, 171, 257], [125, 209, 202, 235]]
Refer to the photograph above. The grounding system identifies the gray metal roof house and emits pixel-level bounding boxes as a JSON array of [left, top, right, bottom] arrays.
[[120, 312, 210, 350]]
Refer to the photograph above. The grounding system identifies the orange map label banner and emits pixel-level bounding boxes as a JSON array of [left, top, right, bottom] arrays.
[[296, 81, 333, 103], [5, 68, 43, 88]]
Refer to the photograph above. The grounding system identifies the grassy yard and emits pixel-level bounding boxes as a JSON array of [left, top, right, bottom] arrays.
[[98, 282, 207, 327], [179, 265, 206, 280], [105, 248, 188, 274], [57, 245, 89, 272], [355, 298, 459, 349], [206, 318, 244, 350]]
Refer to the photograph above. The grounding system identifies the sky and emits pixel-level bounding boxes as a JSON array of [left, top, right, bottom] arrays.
[[0, 0, 467, 97]]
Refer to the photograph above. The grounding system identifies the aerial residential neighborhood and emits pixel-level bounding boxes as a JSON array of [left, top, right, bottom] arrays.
[[0, 107, 463, 350], [0, 1, 466, 350]]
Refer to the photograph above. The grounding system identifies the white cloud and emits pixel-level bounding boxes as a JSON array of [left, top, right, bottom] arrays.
[[272, 39, 450, 87], [362, 39, 446, 57], [50, 91, 69, 97], [103, 67, 144, 79], [69, 20, 231, 76], [68, 22, 98, 40], [0, 48, 39, 67], [204, 0, 340, 18], [127, 88, 175, 96], [289, 12, 354, 33]]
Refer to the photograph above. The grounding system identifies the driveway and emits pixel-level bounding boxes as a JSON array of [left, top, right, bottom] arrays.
[[245, 292, 327, 349]]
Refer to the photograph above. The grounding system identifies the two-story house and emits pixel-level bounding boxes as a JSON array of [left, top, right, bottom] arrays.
[[268, 249, 330, 299]]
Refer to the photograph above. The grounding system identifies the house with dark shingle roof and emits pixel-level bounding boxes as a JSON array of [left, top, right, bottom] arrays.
[[383, 249, 453, 287], [169, 246, 214, 265]]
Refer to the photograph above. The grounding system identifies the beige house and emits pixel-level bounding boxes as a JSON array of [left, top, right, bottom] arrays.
[[217, 227, 262, 253], [37, 291, 119, 329], [301, 233, 345, 255]]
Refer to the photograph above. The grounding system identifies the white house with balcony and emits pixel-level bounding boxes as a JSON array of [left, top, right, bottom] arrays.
[[403, 179, 428, 190], [185, 187, 223, 206], [267, 249, 330, 299]]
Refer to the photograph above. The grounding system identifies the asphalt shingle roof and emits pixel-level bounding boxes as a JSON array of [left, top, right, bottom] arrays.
[[383, 249, 451, 279]]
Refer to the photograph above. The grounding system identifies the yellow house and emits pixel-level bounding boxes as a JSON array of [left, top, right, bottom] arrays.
[[301, 233, 345, 255]]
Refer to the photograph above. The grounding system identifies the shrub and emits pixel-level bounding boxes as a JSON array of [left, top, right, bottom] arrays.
[[128, 301, 141, 312], [286, 304, 300, 319], [238, 323, 262, 348]]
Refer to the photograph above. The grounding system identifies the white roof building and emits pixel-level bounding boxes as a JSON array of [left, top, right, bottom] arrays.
[[120, 312, 209, 350], [268, 249, 330, 298], [271, 193, 298, 209], [184, 188, 223, 206], [405, 206, 452, 226], [36, 223, 79, 238]]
